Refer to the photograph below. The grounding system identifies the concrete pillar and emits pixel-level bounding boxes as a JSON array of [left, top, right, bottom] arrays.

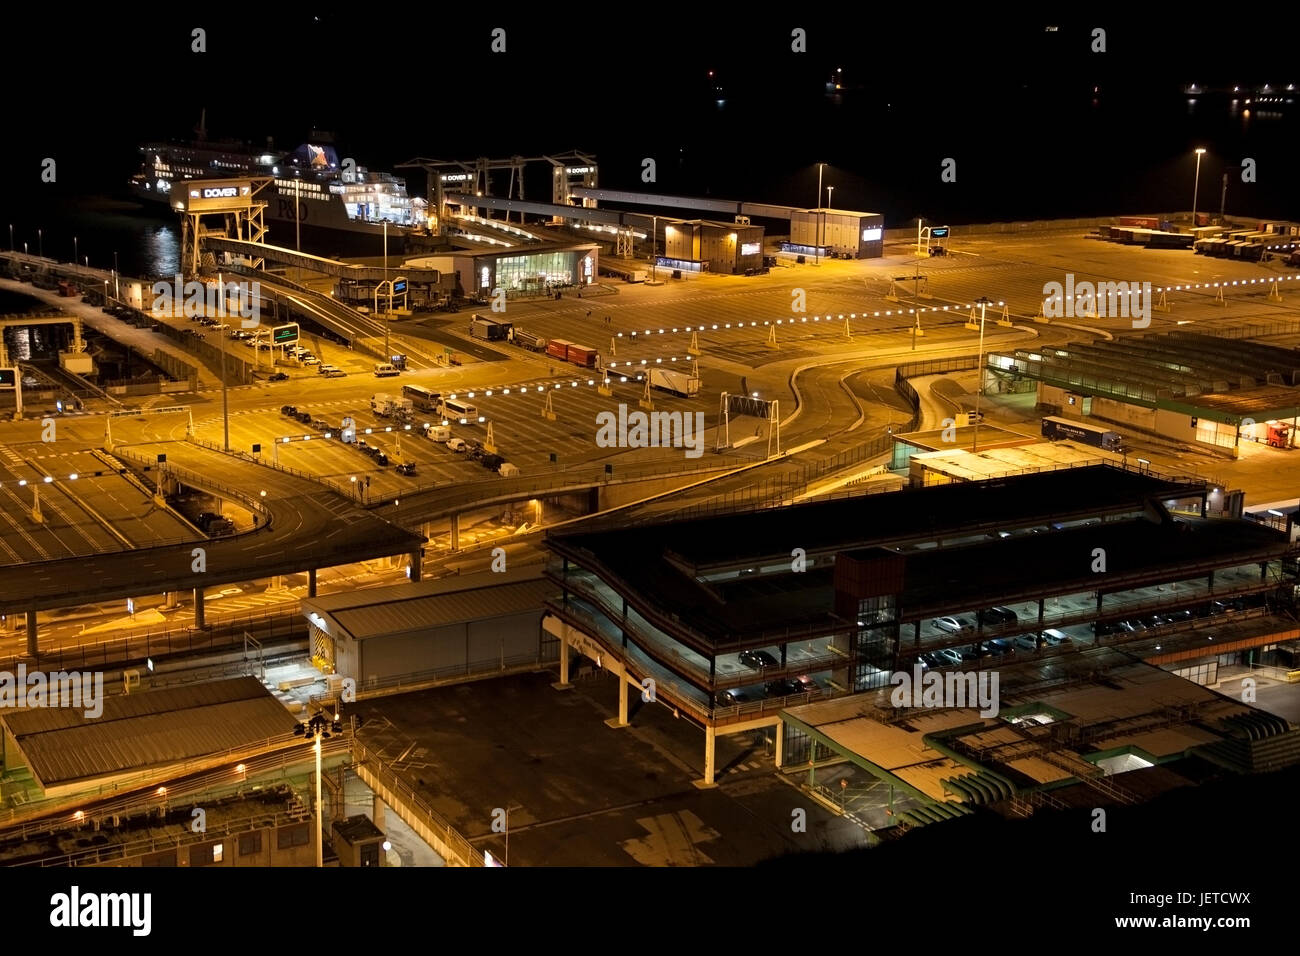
[[695, 724, 717, 788], [605, 670, 629, 728], [409, 549, 422, 583], [308, 568, 317, 597], [25, 611, 37, 659], [372, 795, 386, 830], [774, 720, 784, 768], [194, 587, 205, 628], [553, 631, 572, 689], [162, 591, 180, 610], [449, 513, 459, 551]]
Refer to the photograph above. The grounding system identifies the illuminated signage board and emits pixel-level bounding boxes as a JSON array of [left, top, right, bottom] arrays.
[[272, 323, 299, 344], [0, 368, 15, 390], [862, 227, 883, 242], [184, 179, 253, 211], [440, 173, 472, 182], [741, 242, 761, 256], [931, 226, 950, 238], [565, 166, 594, 174], [392, 278, 408, 294]]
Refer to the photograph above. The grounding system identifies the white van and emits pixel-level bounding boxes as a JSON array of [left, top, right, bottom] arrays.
[[446, 438, 468, 452], [498, 461, 520, 477], [374, 363, 400, 377], [425, 424, 451, 443]]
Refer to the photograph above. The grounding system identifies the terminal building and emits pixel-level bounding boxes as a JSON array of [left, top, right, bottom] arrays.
[[543, 465, 1299, 787], [986, 331, 1300, 456], [659, 220, 766, 275], [786, 208, 885, 259]]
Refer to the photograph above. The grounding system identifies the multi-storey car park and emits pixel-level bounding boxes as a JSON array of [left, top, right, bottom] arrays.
[[542, 464, 1300, 788]]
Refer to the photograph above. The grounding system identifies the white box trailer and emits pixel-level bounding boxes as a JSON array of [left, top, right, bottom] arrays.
[[649, 367, 699, 397], [371, 393, 413, 418]]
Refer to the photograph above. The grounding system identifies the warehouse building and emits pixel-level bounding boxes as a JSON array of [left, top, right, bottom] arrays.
[[543, 465, 1298, 786], [986, 331, 1300, 456], [301, 567, 555, 693], [787, 208, 885, 259], [659, 220, 765, 275]]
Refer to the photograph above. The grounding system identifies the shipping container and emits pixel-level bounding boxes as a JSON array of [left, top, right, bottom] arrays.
[[469, 314, 510, 340], [547, 338, 574, 361], [566, 344, 598, 368]]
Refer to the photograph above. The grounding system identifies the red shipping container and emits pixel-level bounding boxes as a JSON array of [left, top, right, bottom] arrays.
[[566, 344, 597, 368], [547, 338, 573, 361]]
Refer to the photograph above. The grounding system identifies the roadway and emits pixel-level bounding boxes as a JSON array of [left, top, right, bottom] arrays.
[[0, 436, 424, 615], [2, 226, 1298, 629]]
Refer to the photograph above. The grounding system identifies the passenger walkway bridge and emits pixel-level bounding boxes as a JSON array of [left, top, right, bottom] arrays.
[[204, 237, 446, 284]]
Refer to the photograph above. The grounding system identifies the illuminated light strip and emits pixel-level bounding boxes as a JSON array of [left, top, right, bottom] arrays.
[[611, 303, 1010, 338]]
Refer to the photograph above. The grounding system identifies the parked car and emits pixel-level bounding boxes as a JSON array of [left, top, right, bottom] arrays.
[[301, 354, 321, 366], [764, 678, 803, 697], [935, 616, 976, 635], [983, 639, 1015, 657], [928, 647, 964, 667], [396, 461, 417, 476], [374, 363, 400, 377], [372, 450, 389, 467], [323, 367, 346, 378], [978, 607, 1019, 627], [715, 689, 750, 706], [792, 674, 818, 691], [1041, 629, 1073, 647], [280, 405, 297, 416], [1012, 634, 1040, 652], [738, 649, 779, 669], [446, 438, 468, 453], [268, 372, 289, 382]]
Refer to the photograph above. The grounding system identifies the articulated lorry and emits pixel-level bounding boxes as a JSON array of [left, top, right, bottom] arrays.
[[649, 367, 699, 397], [511, 328, 548, 352]]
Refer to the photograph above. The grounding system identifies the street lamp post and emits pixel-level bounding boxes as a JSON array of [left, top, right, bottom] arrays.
[[7, 224, 11, 252], [114, 251, 119, 300], [815, 163, 826, 265], [218, 272, 229, 452], [37, 228, 42, 259], [651, 215, 658, 283], [293, 709, 342, 868], [1192, 148, 1207, 227], [973, 296, 991, 451], [826, 186, 835, 259], [383, 219, 391, 358], [73, 236, 78, 267]]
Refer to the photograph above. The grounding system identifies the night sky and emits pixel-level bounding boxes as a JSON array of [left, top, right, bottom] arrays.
[[4, 10, 1299, 222]]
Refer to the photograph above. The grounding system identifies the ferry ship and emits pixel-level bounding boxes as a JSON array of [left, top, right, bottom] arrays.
[[129, 124, 427, 250]]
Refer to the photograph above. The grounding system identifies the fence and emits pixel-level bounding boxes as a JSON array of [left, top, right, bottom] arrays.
[[350, 737, 485, 866], [0, 607, 306, 673]]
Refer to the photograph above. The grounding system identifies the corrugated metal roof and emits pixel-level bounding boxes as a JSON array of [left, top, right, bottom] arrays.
[[2, 676, 296, 788], [302, 567, 555, 642]]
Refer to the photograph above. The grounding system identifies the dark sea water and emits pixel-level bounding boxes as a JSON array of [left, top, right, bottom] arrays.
[[3, 13, 1296, 278]]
